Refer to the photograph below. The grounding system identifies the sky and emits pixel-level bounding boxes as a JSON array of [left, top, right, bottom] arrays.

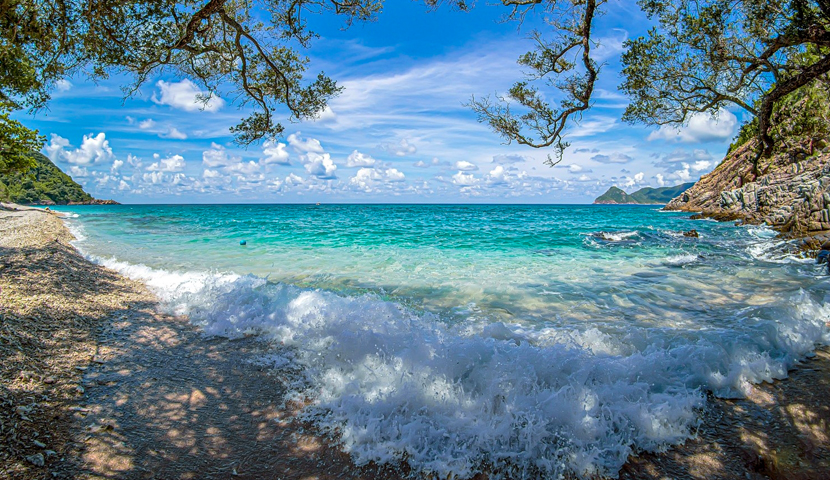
[[15, 0, 744, 204]]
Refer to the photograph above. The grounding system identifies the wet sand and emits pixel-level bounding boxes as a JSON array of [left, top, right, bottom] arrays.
[[1, 206, 829, 479]]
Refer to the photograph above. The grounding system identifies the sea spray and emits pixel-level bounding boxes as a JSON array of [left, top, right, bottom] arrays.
[[57, 204, 830, 478], [76, 253, 829, 478]]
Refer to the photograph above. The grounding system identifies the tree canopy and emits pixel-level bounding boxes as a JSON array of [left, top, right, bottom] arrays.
[[470, 0, 830, 169], [1, 0, 828, 174]]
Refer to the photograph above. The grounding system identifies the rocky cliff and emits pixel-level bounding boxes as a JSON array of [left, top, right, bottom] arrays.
[[665, 139, 830, 238]]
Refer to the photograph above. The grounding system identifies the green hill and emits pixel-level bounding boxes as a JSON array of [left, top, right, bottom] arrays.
[[0, 152, 101, 205], [594, 183, 694, 204]]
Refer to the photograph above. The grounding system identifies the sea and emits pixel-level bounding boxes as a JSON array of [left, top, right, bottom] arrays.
[[52, 203, 830, 479]]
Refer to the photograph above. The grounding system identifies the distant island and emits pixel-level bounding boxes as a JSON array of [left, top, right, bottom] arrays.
[[593, 183, 694, 205], [0, 152, 119, 205]]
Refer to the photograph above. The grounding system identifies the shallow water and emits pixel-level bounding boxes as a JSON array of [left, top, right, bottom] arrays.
[[55, 204, 830, 478]]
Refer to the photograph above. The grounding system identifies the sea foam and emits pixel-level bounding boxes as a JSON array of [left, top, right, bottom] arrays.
[[77, 252, 830, 479]]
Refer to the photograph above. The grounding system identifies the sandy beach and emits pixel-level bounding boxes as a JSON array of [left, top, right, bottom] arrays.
[[1, 206, 829, 479]]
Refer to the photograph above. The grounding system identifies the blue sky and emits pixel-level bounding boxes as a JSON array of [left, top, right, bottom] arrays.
[[17, 1, 742, 204]]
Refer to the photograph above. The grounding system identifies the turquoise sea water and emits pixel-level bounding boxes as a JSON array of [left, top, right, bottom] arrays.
[[56, 204, 830, 478]]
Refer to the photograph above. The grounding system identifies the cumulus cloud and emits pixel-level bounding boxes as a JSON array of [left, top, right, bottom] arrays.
[[414, 157, 446, 168], [261, 141, 290, 165], [346, 150, 376, 167], [226, 161, 263, 181], [383, 139, 417, 157], [452, 171, 478, 186], [648, 109, 738, 143], [45, 133, 115, 165], [303, 152, 337, 179], [454, 160, 478, 171], [139, 119, 156, 129], [652, 149, 714, 170], [313, 106, 337, 122], [203, 169, 222, 179], [110, 159, 124, 174], [153, 79, 224, 112], [591, 153, 634, 164], [127, 154, 143, 169], [622, 172, 645, 188], [558, 163, 593, 174], [146, 154, 185, 172], [349, 167, 405, 191], [486, 166, 508, 186], [202, 143, 240, 168], [68, 166, 89, 177], [287, 132, 325, 154]]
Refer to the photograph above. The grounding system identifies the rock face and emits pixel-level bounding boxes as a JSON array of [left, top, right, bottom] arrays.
[[665, 139, 830, 236]]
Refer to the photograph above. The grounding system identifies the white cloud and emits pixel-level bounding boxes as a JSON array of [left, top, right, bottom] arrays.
[[55, 79, 72, 92], [118, 180, 131, 191], [591, 153, 634, 164], [454, 160, 478, 171], [127, 154, 143, 170], [349, 167, 406, 191], [146, 154, 185, 172], [68, 166, 89, 177], [261, 141, 290, 165], [45, 132, 114, 165], [648, 109, 738, 143], [160, 127, 187, 140], [111, 159, 124, 173], [313, 106, 337, 122], [486, 166, 508, 186], [414, 157, 445, 168], [152, 79, 225, 112], [567, 164, 583, 173], [303, 152, 337, 179], [346, 150, 376, 167], [139, 119, 156, 130], [592, 29, 628, 62], [285, 173, 304, 186], [383, 138, 417, 157], [623, 172, 645, 188], [452, 171, 478, 186], [203, 169, 222, 179], [287, 132, 325, 154], [202, 143, 240, 168], [691, 160, 712, 171], [493, 154, 527, 165], [226, 161, 262, 179]]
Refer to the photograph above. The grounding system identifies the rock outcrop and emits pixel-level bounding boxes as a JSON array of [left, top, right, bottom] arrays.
[[665, 139, 830, 237]]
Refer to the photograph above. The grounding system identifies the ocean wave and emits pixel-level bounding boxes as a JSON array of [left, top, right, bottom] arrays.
[[73, 253, 830, 479]]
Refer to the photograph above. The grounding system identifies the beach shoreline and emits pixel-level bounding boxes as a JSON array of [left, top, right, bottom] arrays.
[[1, 206, 829, 479]]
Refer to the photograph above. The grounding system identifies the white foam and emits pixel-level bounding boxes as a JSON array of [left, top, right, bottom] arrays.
[[663, 254, 699, 266], [72, 254, 830, 479]]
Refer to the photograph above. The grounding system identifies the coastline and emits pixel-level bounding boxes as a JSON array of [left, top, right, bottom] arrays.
[[1, 206, 829, 479]]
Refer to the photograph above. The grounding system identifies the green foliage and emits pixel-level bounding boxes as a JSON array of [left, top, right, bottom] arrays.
[[594, 183, 694, 204], [0, 152, 93, 204], [629, 183, 695, 204], [727, 51, 830, 154], [621, 0, 830, 167], [0, 104, 42, 174], [1, 0, 383, 147]]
